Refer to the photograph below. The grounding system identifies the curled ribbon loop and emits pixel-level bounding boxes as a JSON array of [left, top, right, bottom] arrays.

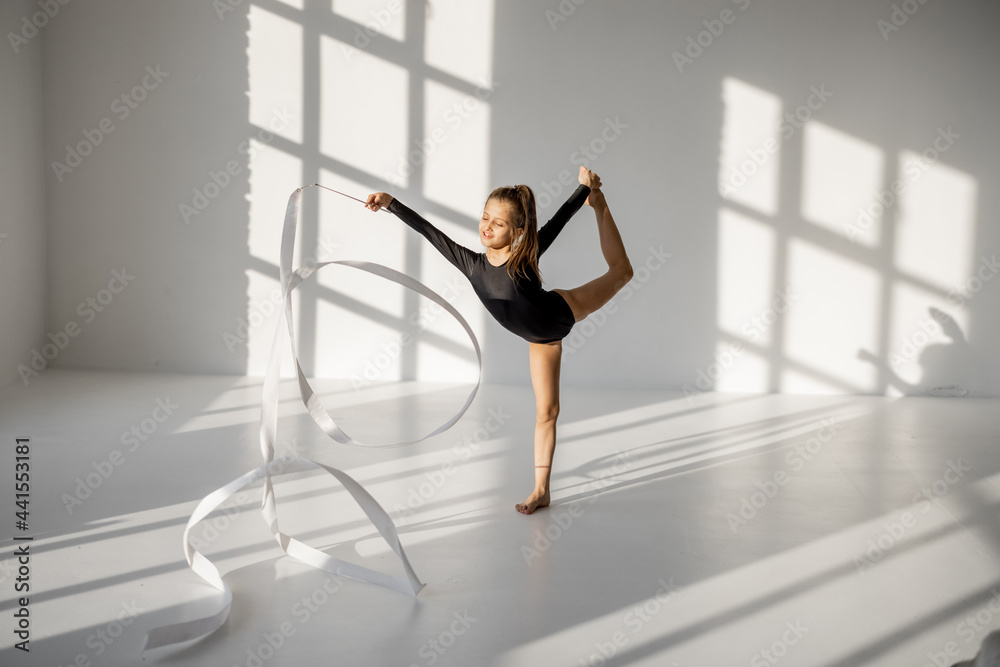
[[143, 187, 482, 653]]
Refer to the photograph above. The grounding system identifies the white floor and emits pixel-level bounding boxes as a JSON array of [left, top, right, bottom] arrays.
[[1, 368, 999, 666]]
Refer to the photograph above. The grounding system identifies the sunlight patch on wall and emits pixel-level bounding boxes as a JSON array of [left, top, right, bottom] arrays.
[[320, 34, 408, 181], [243, 269, 297, 376], [423, 0, 494, 85], [414, 211, 483, 382], [314, 182, 406, 321], [246, 140, 302, 375], [718, 77, 782, 217], [247, 144, 302, 262], [717, 208, 777, 347], [715, 342, 770, 392], [801, 121, 883, 247], [249, 5, 303, 144], [783, 239, 881, 393], [314, 267, 409, 380], [332, 0, 406, 42], [422, 78, 491, 215], [893, 155, 976, 293], [309, 169, 408, 378], [315, 168, 403, 269]]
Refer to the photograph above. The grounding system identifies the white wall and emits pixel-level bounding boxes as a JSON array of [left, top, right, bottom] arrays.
[[18, 0, 1000, 396], [0, 0, 47, 391], [486, 0, 1000, 397], [39, 1, 252, 379]]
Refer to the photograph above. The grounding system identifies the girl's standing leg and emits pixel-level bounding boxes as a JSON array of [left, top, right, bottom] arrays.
[[516, 340, 563, 514]]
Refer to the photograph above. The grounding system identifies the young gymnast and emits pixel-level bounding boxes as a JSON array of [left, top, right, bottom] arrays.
[[365, 165, 633, 514]]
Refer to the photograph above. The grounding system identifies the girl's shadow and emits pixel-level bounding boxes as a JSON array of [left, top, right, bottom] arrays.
[[857, 306, 975, 396]]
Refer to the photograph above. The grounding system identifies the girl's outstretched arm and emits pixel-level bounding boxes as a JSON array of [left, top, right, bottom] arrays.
[[366, 191, 477, 279]]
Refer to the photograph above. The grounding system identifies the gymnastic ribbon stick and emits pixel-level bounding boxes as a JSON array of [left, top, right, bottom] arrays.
[[142, 186, 482, 653]]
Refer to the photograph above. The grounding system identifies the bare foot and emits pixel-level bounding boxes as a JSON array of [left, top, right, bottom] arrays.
[[515, 489, 550, 515]]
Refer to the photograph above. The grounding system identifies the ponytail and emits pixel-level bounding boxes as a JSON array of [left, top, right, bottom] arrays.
[[486, 184, 541, 286]]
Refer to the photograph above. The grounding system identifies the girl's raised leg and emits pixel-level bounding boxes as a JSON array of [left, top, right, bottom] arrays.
[[553, 190, 633, 322]]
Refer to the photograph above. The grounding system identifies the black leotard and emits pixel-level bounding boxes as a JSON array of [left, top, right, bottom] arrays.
[[387, 184, 591, 344]]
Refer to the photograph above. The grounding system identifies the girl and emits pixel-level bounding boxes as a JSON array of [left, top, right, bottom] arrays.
[[365, 165, 633, 514]]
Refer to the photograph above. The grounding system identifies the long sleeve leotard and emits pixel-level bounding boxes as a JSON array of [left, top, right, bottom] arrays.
[[387, 184, 592, 344]]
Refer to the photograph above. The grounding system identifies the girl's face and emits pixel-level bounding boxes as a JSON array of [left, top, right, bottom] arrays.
[[480, 199, 519, 250]]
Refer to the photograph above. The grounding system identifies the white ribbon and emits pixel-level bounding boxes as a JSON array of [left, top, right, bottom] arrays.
[[142, 187, 482, 652]]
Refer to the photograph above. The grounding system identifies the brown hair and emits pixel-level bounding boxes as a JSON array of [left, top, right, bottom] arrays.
[[486, 184, 540, 286]]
